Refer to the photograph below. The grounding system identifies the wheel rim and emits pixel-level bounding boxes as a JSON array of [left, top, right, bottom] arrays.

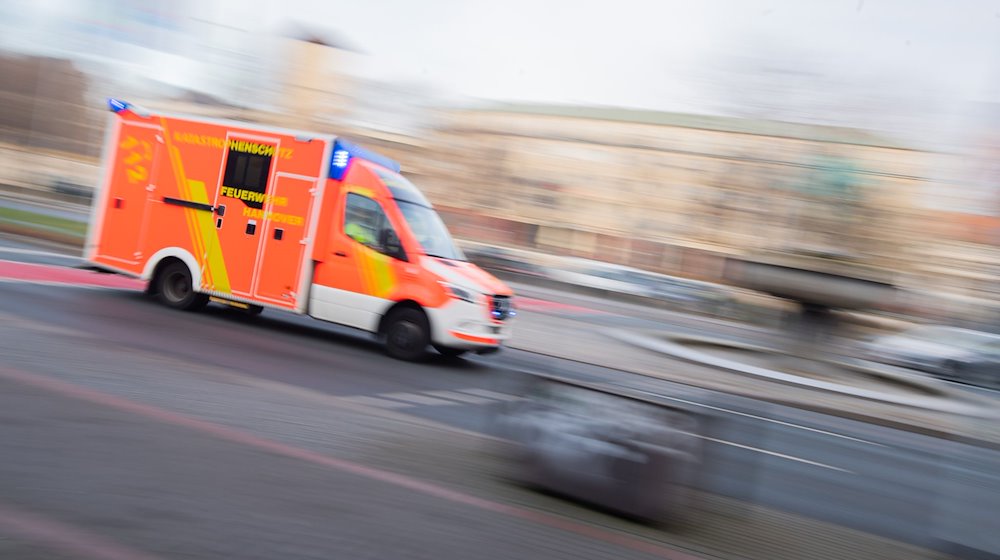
[[388, 320, 421, 353], [163, 271, 190, 303]]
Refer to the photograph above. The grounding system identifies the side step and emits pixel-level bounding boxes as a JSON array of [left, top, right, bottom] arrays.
[[209, 297, 264, 315]]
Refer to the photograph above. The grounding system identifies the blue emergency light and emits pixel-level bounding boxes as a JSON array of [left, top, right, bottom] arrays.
[[108, 98, 129, 113], [328, 138, 400, 181], [106, 98, 149, 117]]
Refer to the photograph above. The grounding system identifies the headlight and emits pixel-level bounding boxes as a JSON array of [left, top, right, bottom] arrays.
[[439, 281, 478, 304]]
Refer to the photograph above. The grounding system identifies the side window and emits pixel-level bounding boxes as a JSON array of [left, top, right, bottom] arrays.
[[222, 143, 274, 210], [344, 193, 405, 260]]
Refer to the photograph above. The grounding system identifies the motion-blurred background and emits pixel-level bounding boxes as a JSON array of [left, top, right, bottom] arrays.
[[3, 3, 1000, 560], [4, 0, 1000, 328]]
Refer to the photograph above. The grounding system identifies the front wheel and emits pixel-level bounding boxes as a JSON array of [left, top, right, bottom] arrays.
[[383, 308, 430, 361], [156, 261, 208, 311]]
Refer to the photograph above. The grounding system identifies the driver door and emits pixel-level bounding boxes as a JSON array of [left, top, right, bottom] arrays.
[[315, 191, 407, 331]]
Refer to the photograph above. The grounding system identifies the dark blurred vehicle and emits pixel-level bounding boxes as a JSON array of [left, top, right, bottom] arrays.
[[464, 245, 547, 278], [494, 376, 702, 524], [864, 325, 1000, 387]]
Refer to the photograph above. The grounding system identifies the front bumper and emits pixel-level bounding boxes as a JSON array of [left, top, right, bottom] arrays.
[[427, 300, 514, 350]]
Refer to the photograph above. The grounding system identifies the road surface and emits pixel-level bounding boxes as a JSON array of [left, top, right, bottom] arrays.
[[0, 235, 995, 559]]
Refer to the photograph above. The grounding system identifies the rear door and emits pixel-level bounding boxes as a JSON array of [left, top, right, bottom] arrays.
[[252, 173, 317, 308], [210, 134, 280, 298], [96, 120, 161, 265]]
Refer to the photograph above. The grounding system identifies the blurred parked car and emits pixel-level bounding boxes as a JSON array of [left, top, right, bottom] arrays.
[[547, 262, 655, 297], [864, 324, 1000, 387], [494, 376, 702, 524], [548, 259, 733, 311], [464, 245, 547, 278]]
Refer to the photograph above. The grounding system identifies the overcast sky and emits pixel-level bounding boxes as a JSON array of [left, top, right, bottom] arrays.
[[4, 0, 1000, 137], [214, 0, 1000, 140], [273, 0, 1000, 110]]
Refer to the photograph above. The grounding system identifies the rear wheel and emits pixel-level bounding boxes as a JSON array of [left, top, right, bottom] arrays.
[[383, 307, 430, 361], [156, 261, 208, 311], [434, 345, 468, 359]]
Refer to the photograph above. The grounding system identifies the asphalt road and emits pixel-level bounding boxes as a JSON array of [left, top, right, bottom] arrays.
[[0, 235, 997, 559]]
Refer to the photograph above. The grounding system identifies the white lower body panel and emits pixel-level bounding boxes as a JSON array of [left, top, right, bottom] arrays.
[[308, 284, 392, 333], [308, 285, 513, 351]]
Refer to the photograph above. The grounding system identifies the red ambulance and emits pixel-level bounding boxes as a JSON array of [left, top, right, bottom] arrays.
[[85, 99, 515, 360]]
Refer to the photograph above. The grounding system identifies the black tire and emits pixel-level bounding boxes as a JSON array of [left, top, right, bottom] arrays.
[[156, 261, 208, 311], [434, 344, 468, 359], [382, 307, 430, 361]]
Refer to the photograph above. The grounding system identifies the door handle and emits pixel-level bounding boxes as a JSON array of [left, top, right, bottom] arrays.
[[334, 251, 347, 257]]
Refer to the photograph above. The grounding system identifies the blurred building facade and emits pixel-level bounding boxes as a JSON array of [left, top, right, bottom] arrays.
[[277, 27, 359, 130], [0, 55, 102, 158], [413, 105, 926, 281]]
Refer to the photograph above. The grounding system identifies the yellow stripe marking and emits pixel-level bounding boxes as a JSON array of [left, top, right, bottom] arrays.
[[162, 142, 206, 283], [159, 118, 230, 293], [187, 179, 231, 293]]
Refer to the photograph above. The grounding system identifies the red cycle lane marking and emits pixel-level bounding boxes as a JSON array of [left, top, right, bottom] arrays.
[[0, 365, 703, 560], [0, 501, 165, 560], [0, 260, 144, 290]]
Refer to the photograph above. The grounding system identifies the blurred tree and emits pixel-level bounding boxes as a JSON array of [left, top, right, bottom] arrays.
[[0, 55, 97, 157]]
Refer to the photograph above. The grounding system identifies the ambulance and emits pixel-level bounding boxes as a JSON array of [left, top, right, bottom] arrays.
[[85, 99, 515, 360]]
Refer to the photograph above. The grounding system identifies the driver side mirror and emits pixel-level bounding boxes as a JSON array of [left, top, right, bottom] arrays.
[[379, 228, 407, 261]]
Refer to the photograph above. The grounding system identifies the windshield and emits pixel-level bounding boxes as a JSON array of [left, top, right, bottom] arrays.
[[397, 200, 465, 261]]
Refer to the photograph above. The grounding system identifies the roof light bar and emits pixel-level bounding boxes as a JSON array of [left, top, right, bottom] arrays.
[[328, 138, 400, 181]]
